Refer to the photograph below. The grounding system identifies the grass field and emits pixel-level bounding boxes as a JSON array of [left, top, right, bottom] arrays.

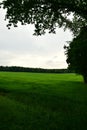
[[0, 72, 87, 130]]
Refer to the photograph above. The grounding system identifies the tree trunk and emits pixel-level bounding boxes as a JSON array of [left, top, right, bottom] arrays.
[[83, 75, 87, 84]]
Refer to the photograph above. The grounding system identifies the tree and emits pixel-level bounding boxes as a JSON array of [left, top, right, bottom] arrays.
[[64, 27, 87, 83], [0, 0, 87, 36]]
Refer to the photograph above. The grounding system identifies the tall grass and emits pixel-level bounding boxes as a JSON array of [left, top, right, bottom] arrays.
[[0, 72, 87, 130]]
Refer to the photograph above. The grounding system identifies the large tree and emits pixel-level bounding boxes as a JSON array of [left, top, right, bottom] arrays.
[[0, 0, 87, 35], [64, 27, 87, 83]]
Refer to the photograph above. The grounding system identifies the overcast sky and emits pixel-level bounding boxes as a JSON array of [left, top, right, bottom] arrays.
[[0, 8, 73, 69]]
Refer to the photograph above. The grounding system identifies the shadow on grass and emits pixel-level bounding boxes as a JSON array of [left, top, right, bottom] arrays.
[[0, 87, 11, 96], [1, 80, 86, 113], [0, 80, 87, 110], [0, 80, 87, 130]]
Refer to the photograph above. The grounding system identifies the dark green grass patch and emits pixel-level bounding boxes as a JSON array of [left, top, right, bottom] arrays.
[[0, 72, 87, 130]]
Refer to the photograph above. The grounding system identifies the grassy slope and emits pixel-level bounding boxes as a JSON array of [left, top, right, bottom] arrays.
[[0, 72, 87, 130]]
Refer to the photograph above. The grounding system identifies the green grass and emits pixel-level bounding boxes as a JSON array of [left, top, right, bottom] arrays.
[[0, 72, 87, 130]]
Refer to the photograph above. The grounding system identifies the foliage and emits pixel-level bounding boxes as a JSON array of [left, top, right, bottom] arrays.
[[0, 0, 87, 35], [0, 66, 72, 73], [64, 27, 87, 83]]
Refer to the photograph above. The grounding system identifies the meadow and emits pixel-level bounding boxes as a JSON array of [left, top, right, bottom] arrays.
[[0, 72, 87, 130]]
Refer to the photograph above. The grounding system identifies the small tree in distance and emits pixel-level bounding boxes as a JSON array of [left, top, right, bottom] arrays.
[[64, 27, 87, 83]]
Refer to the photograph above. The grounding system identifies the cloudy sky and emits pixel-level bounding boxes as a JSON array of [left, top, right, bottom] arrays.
[[0, 8, 73, 69]]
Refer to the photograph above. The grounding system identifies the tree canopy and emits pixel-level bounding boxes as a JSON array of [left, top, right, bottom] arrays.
[[64, 27, 87, 83], [0, 0, 87, 35]]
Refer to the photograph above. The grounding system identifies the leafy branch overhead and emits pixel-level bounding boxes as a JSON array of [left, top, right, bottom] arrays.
[[0, 0, 87, 35]]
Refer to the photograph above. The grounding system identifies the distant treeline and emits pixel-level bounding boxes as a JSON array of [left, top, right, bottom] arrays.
[[0, 66, 72, 73]]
